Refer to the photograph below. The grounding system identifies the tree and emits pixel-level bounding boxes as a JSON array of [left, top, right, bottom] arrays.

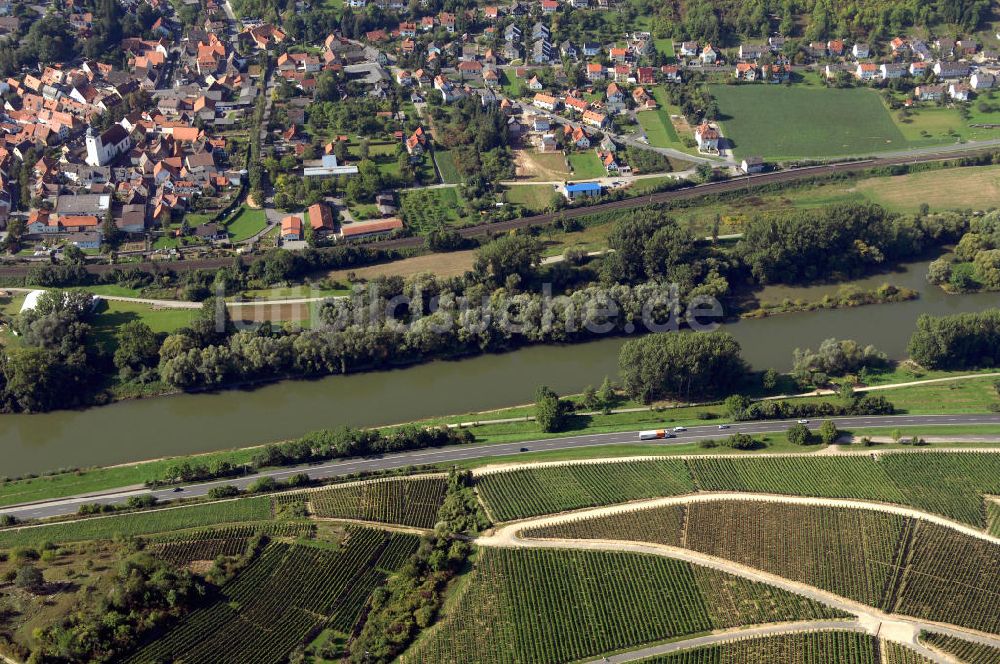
[[114, 321, 160, 379], [597, 376, 616, 414], [619, 332, 747, 403], [102, 209, 120, 248], [581, 385, 599, 411], [472, 235, 541, 288], [761, 368, 779, 391], [818, 419, 839, 444], [724, 394, 751, 420], [535, 385, 567, 432], [14, 565, 43, 592], [838, 381, 855, 403], [892, 428, 903, 443]]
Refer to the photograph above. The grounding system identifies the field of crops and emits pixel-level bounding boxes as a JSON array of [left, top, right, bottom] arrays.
[[479, 453, 1000, 527], [635, 631, 876, 663], [530, 502, 908, 608], [892, 521, 1000, 635], [0, 497, 274, 548], [882, 641, 937, 664], [125, 527, 419, 663], [921, 632, 1000, 663], [476, 460, 695, 522], [404, 547, 844, 663], [306, 476, 448, 528], [524, 504, 686, 545], [150, 522, 317, 566]]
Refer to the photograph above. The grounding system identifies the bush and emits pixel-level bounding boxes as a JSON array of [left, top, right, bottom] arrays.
[[723, 432, 756, 450], [786, 423, 812, 446], [207, 485, 241, 500]]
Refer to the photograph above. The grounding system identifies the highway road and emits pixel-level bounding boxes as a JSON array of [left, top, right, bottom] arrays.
[[2, 413, 999, 522]]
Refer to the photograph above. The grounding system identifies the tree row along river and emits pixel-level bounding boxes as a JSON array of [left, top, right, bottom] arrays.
[[1, 259, 997, 477]]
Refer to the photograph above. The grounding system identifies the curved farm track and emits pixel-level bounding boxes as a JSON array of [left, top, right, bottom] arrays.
[[476, 492, 1000, 662]]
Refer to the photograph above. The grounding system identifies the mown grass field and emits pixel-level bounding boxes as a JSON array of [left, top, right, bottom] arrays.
[[226, 207, 268, 242], [567, 152, 606, 179], [93, 300, 198, 337], [503, 184, 558, 211], [710, 85, 910, 159], [857, 164, 1000, 212], [434, 149, 462, 184]]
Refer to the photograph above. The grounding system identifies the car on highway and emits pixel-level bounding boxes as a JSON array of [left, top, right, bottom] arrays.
[[797, 419, 810, 424], [519, 447, 530, 452], [172, 487, 184, 492], [717, 424, 730, 430], [673, 426, 687, 432]]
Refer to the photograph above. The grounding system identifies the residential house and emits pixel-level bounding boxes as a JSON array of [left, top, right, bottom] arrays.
[[949, 82, 971, 101], [679, 41, 698, 57], [582, 42, 600, 57], [700, 44, 718, 64], [934, 62, 970, 80], [533, 93, 560, 112], [914, 84, 946, 101], [827, 39, 845, 57], [527, 75, 544, 91], [565, 96, 588, 113], [308, 203, 335, 235], [539, 132, 558, 152], [971, 72, 996, 90], [852, 43, 870, 59], [660, 65, 681, 82], [734, 63, 757, 81], [636, 66, 655, 84], [586, 63, 605, 81], [581, 109, 607, 128], [694, 122, 719, 153], [541, 0, 558, 13], [738, 44, 764, 61], [880, 63, 907, 80], [281, 215, 304, 241], [338, 217, 403, 240], [560, 40, 577, 59], [855, 63, 878, 81]]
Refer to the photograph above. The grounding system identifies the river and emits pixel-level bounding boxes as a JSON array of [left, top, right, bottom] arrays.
[[1, 259, 998, 476]]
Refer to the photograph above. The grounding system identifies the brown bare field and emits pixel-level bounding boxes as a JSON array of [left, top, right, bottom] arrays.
[[325, 250, 477, 281], [857, 164, 1000, 212]]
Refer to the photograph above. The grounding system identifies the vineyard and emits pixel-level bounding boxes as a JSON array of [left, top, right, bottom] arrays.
[[882, 642, 937, 664], [528, 502, 907, 608], [524, 504, 686, 546], [524, 499, 1000, 636], [150, 522, 317, 566], [124, 527, 420, 663], [403, 547, 845, 664], [633, 631, 876, 663], [0, 497, 274, 548], [302, 476, 448, 528], [921, 632, 1000, 663], [892, 521, 1000, 635], [477, 453, 1000, 527], [475, 460, 695, 522]]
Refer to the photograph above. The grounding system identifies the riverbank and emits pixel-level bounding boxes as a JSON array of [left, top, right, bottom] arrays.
[[2, 370, 999, 509]]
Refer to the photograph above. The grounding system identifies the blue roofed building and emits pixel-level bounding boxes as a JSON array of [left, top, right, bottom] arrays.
[[563, 181, 602, 201]]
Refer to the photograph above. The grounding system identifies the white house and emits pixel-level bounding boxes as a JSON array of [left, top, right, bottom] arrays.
[[694, 122, 719, 153]]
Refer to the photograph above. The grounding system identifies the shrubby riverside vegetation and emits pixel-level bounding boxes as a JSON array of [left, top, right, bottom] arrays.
[[907, 309, 1000, 369], [1, 201, 983, 413]]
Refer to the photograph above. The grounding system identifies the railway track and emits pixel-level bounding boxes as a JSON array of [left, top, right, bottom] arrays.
[[0, 146, 990, 279]]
